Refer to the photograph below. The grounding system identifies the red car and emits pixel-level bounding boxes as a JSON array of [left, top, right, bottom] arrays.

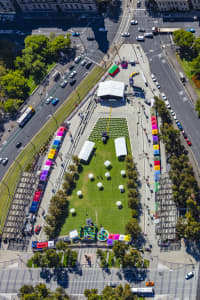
[[34, 225, 42, 234], [186, 138, 192, 146]]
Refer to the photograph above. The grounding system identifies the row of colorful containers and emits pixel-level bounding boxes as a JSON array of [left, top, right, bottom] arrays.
[[151, 116, 161, 183], [29, 126, 67, 214], [32, 240, 55, 251]]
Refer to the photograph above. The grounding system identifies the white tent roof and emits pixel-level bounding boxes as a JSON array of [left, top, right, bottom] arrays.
[[78, 141, 95, 162], [114, 137, 127, 157], [97, 81, 125, 98]]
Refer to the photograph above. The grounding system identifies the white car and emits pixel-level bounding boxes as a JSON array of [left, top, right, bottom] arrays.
[[131, 20, 138, 25], [74, 56, 81, 63], [121, 32, 130, 37], [81, 59, 87, 66], [155, 81, 160, 89], [173, 113, 177, 120], [161, 92, 167, 101], [60, 80, 68, 88], [171, 109, 175, 116], [185, 271, 194, 280], [45, 96, 53, 104], [165, 100, 171, 108], [151, 74, 156, 82], [2, 158, 8, 165]]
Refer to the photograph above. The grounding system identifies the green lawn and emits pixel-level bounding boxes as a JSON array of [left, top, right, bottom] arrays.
[[176, 54, 200, 98], [0, 65, 105, 232], [60, 138, 132, 235]]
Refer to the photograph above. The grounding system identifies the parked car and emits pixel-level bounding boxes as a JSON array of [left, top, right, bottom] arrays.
[[186, 138, 192, 146], [99, 27, 108, 32], [136, 36, 144, 41], [87, 36, 95, 41], [45, 96, 53, 104], [108, 283, 117, 287], [0, 158, 3, 164], [188, 28, 195, 33], [2, 158, 8, 165], [121, 32, 130, 37], [182, 130, 187, 139], [63, 236, 71, 243], [131, 20, 138, 25], [71, 31, 80, 36], [74, 56, 81, 63], [60, 80, 68, 88], [70, 79, 76, 85], [34, 225, 42, 234], [161, 92, 167, 100], [52, 98, 59, 105], [151, 74, 156, 82], [16, 142, 22, 148], [69, 64, 74, 70], [185, 271, 194, 280], [155, 81, 160, 89], [177, 122, 183, 130], [81, 59, 87, 66], [86, 61, 92, 69]]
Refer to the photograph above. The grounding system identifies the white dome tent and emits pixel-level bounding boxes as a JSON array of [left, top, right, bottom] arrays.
[[116, 201, 122, 208], [70, 208, 76, 215], [118, 185, 125, 192], [88, 173, 94, 180], [120, 170, 126, 177], [105, 172, 110, 179], [104, 160, 111, 168], [77, 190, 82, 197], [97, 182, 103, 189]]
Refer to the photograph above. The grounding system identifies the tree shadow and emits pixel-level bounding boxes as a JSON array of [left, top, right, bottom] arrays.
[[185, 240, 200, 261], [53, 268, 69, 288]]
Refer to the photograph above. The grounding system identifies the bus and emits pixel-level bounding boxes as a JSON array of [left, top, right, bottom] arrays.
[[17, 106, 35, 127], [131, 287, 154, 295], [179, 72, 186, 83]]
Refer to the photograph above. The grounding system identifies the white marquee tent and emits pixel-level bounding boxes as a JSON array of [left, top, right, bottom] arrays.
[[114, 137, 127, 158], [78, 141, 95, 162], [97, 81, 125, 99]]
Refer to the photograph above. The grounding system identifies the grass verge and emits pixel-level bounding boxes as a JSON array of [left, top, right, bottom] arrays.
[[0, 65, 105, 232]]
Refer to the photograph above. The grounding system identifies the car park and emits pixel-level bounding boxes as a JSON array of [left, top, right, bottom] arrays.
[[121, 32, 130, 37], [151, 74, 156, 82], [185, 271, 194, 280], [71, 32, 80, 37], [60, 80, 68, 88], [2, 158, 8, 165], [81, 59, 87, 66], [70, 79, 76, 85], [34, 225, 42, 234], [45, 96, 53, 104], [131, 20, 138, 25], [99, 27, 108, 32], [86, 61, 92, 69], [186, 138, 192, 146], [138, 28, 145, 32], [74, 56, 81, 63], [52, 98, 59, 106]]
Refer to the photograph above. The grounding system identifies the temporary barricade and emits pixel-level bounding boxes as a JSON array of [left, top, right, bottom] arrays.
[[153, 145, 159, 150], [154, 161, 160, 166], [154, 165, 160, 171], [152, 129, 158, 135]]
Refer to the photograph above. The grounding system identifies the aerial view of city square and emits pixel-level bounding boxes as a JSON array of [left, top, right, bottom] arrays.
[[0, 0, 200, 299]]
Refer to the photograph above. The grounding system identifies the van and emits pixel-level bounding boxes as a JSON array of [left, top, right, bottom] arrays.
[[144, 32, 153, 38], [136, 36, 144, 41], [137, 1, 141, 7], [52, 70, 60, 81]]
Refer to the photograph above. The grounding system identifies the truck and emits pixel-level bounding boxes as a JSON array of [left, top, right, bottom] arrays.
[[152, 27, 180, 34]]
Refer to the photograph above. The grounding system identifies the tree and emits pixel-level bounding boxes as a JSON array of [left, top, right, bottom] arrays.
[[64, 172, 74, 183], [195, 99, 200, 117], [24, 35, 51, 61], [56, 240, 68, 251], [35, 283, 50, 298], [1, 70, 30, 100], [128, 197, 139, 209], [31, 58, 46, 84], [112, 241, 128, 259], [128, 189, 138, 199], [31, 252, 43, 267], [176, 217, 187, 239], [45, 249, 61, 268], [154, 97, 171, 124], [125, 219, 141, 239], [51, 34, 71, 57], [4, 98, 22, 113], [49, 32, 56, 41], [19, 285, 34, 297], [72, 155, 80, 166], [122, 249, 144, 269], [127, 180, 137, 189], [52, 287, 70, 300], [68, 164, 77, 173], [191, 55, 200, 77], [173, 29, 195, 55]]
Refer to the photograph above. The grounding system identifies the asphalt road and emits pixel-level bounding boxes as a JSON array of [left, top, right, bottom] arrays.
[[0, 265, 197, 299], [125, 7, 200, 168]]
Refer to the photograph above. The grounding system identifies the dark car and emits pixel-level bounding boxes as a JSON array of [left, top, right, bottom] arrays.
[[16, 142, 22, 148], [86, 61, 92, 69], [69, 64, 74, 70], [87, 36, 95, 41], [70, 79, 76, 85]]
